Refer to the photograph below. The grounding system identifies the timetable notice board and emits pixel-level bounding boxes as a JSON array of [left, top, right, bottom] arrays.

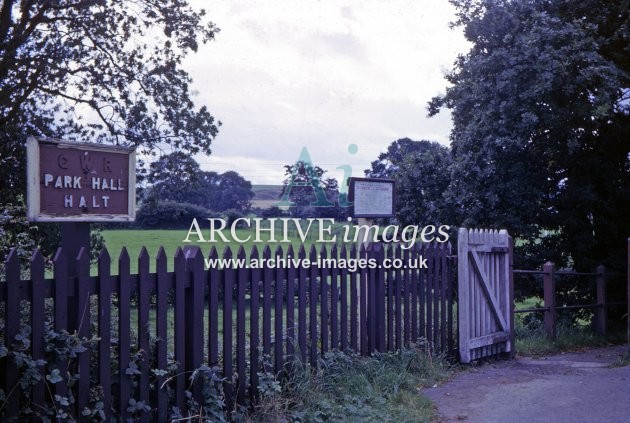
[[348, 177, 395, 218]]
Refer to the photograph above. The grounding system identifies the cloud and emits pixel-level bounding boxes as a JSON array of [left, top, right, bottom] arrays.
[[185, 0, 469, 184]]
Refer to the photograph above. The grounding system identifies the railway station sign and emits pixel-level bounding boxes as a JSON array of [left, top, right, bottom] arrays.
[[27, 137, 136, 222]]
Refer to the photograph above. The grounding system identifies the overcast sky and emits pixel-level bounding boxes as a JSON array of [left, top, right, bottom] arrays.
[[184, 0, 469, 185]]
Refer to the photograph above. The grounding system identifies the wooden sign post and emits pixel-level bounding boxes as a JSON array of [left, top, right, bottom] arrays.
[[347, 177, 395, 353], [27, 137, 136, 331]]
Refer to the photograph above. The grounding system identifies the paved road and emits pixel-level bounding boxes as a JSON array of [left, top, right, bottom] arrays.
[[425, 345, 630, 423]]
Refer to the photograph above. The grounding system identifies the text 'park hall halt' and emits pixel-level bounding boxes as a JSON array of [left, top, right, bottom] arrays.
[[26, 137, 136, 222]]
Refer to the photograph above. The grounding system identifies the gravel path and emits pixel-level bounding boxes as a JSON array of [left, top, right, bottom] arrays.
[[424, 345, 630, 423]]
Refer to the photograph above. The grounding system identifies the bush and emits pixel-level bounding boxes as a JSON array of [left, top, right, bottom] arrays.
[[1, 199, 104, 277], [134, 201, 213, 229], [260, 206, 287, 219], [221, 208, 245, 228]]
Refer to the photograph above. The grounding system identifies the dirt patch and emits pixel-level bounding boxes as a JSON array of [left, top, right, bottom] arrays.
[[424, 345, 630, 423]]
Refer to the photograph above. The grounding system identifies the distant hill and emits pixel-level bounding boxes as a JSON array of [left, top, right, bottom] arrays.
[[251, 185, 284, 208]]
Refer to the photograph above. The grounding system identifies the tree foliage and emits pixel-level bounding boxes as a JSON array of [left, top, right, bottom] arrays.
[[366, 138, 452, 226], [214, 171, 255, 212], [430, 0, 630, 270], [0, 0, 220, 264], [279, 161, 345, 219], [134, 201, 212, 229], [145, 151, 202, 203], [143, 153, 254, 213], [0, 0, 220, 153]]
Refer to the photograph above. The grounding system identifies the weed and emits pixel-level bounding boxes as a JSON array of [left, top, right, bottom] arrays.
[[515, 314, 610, 356], [248, 343, 452, 422], [607, 349, 630, 368]]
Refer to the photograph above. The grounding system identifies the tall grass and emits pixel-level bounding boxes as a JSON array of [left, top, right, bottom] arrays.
[[247, 343, 452, 422], [514, 311, 613, 356]]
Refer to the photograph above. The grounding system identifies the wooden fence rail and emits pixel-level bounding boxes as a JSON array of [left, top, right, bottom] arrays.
[[513, 263, 628, 339], [0, 241, 454, 421]]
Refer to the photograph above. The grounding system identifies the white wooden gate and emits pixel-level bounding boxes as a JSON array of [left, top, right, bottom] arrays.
[[458, 228, 514, 363]]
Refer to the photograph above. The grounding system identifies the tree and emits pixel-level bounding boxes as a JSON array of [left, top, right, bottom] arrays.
[[134, 201, 211, 229], [143, 153, 253, 213], [187, 170, 222, 209], [0, 1, 220, 263], [366, 138, 452, 226], [0, 0, 220, 153], [145, 152, 202, 204], [429, 0, 629, 271], [279, 161, 341, 218], [215, 171, 254, 212], [368, 138, 432, 178]]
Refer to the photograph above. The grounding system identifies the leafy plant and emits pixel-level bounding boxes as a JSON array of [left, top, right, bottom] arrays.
[[249, 345, 452, 422]]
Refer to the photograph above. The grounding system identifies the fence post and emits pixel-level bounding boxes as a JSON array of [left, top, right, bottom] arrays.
[[60, 222, 90, 333], [185, 247, 205, 402], [508, 236, 515, 358], [543, 262, 556, 339], [375, 244, 386, 353], [595, 265, 607, 337], [366, 243, 377, 353]]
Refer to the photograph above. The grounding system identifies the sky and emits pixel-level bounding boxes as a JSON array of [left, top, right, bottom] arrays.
[[184, 0, 469, 185]]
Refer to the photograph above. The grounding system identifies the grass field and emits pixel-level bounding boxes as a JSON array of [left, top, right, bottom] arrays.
[[251, 184, 283, 200], [101, 223, 352, 273], [251, 184, 283, 209]]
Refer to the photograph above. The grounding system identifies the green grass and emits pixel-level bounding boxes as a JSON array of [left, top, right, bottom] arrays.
[[128, 305, 246, 354], [251, 184, 283, 208], [251, 185, 283, 200], [102, 227, 308, 256], [100, 225, 350, 273], [248, 346, 452, 422], [608, 349, 630, 368], [515, 296, 543, 310], [251, 199, 281, 209], [515, 325, 610, 356], [513, 296, 626, 356]]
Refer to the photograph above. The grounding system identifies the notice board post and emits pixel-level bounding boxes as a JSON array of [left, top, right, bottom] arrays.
[[27, 137, 136, 332], [348, 177, 395, 353]]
